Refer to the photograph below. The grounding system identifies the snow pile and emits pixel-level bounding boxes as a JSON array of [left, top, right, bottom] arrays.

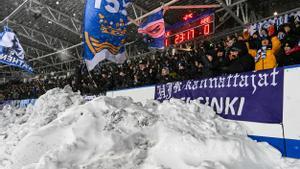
[[0, 86, 84, 168], [1, 88, 300, 169]]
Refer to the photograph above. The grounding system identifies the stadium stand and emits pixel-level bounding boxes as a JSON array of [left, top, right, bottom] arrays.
[[1, 17, 299, 101]]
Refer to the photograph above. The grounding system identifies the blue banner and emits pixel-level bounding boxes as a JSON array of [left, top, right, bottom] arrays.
[[0, 26, 33, 73], [138, 10, 165, 49], [247, 10, 300, 35], [155, 68, 284, 124], [83, 0, 131, 71]]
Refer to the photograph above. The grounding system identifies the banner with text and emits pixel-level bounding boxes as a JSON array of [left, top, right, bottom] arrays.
[[247, 10, 300, 35], [155, 68, 284, 123], [0, 26, 33, 73]]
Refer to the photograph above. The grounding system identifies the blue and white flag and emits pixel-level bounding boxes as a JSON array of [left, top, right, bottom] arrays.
[[83, 0, 131, 71], [248, 10, 300, 35], [0, 26, 33, 73], [138, 10, 165, 49]]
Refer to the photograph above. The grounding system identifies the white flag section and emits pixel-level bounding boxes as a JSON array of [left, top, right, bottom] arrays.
[[0, 26, 33, 73], [84, 48, 127, 71]]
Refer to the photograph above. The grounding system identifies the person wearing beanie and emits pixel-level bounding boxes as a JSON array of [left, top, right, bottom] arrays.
[[243, 26, 281, 71]]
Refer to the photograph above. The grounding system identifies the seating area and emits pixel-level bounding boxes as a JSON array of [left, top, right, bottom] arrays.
[[1, 15, 300, 101]]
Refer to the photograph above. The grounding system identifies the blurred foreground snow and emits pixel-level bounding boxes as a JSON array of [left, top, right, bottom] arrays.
[[0, 86, 299, 169]]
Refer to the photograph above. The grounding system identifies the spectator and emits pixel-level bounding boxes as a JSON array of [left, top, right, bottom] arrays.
[[278, 39, 300, 66], [245, 29, 281, 70], [175, 62, 185, 80], [158, 67, 173, 83], [282, 23, 299, 46], [1, 18, 300, 101], [294, 19, 300, 37], [219, 41, 255, 74]]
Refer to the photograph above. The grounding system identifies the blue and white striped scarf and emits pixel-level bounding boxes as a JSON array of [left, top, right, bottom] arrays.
[[255, 46, 267, 62]]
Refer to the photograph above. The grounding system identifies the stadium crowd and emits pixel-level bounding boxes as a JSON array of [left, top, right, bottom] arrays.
[[0, 18, 300, 101]]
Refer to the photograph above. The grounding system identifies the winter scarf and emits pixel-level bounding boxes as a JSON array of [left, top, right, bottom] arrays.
[[255, 46, 267, 62], [278, 33, 285, 40]]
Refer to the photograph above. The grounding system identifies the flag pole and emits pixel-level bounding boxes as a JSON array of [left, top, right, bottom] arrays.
[[80, 48, 98, 89], [128, 0, 180, 24], [164, 4, 221, 10], [87, 70, 98, 88], [128, 17, 140, 26]]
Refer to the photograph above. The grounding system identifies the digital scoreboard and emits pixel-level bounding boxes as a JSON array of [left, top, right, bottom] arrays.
[[165, 12, 215, 47]]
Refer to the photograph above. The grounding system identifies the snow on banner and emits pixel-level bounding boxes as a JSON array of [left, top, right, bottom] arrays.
[[0, 26, 33, 73], [83, 0, 131, 71], [155, 68, 284, 124]]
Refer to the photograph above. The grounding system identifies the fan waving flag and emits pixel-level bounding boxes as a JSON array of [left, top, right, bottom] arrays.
[[138, 10, 165, 49], [83, 0, 131, 71], [0, 26, 33, 73]]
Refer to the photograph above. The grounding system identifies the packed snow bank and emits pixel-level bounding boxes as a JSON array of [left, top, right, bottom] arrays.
[[0, 86, 84, 168], [1, 88, 300, 169]]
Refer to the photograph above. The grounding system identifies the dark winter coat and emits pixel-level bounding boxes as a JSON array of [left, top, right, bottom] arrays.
[[279, 46, 300, 66], [220, 53, 255, 74]]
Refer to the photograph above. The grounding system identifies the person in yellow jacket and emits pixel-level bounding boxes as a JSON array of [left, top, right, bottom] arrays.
[[244, 26, 281, 71]]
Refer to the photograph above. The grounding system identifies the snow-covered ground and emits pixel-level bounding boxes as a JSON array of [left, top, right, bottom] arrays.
[[0, 86, 300, 169]]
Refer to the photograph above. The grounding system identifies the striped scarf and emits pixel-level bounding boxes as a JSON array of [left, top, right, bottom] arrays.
[[255, 46, 267, 62], [278, 32, 285, 40]]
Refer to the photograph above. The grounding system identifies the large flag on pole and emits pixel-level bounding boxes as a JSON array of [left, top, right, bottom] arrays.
[[83, 0, 131, 71], [0, 26, 33, 73], [138, 10, 165, 49]]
